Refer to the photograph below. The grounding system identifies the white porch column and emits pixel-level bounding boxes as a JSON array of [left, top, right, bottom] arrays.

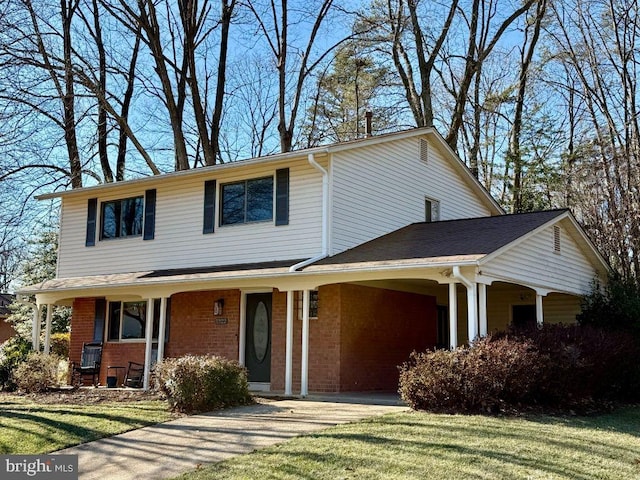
[[536, 294, 544, 327], [31, 304, 42, 351], [301, 290, 310, 397], [448, 283, 458, 349], [478, 284, 488, 337], [43, 305, 53, 354], [156, 297, 167, 363], [285, 291, 294, 396], [466, 283, 478, 342], [143, 298, 154, 391]]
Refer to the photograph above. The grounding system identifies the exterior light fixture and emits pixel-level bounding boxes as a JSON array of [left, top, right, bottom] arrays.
[[214, 298, 224, 316]]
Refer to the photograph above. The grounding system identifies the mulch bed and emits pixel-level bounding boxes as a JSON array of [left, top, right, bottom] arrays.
[[1, 388, 166, 405]]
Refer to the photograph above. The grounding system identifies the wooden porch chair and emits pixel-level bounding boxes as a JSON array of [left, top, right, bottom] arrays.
[[123, 361, 144, 388], [72, 342, 103, 387]]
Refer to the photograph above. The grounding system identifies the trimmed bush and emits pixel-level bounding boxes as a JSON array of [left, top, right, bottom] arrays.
[[399, 337, 541, 413], [154, 355, 252, 413], [0, 336, 32, 391], [14, 352, 62, 393]]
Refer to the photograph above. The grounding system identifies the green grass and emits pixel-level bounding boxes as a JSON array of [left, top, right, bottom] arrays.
[[175, 407, 640, 480], [0, 395, 173, 454]]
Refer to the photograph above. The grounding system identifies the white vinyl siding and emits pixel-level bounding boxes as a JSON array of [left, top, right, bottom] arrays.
[[482, 222, 598, 296], [330, 136, 493, 254], [57, 160, 323, 277]]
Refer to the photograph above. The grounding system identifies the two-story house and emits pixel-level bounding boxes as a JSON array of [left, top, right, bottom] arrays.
[[20, 127, 609, 394]]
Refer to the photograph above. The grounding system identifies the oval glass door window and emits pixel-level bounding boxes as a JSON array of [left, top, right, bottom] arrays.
[[253, 301, 269, 363]]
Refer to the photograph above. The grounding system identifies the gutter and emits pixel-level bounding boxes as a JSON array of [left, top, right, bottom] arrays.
[[452, 265, 474, 289], [289, 152, 330, 272]]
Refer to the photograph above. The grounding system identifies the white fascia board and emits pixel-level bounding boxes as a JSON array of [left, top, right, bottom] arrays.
[[36, 148, 329, 201], [561, 213, 612, 275], [22, 255, 483, 303], [479, 211, 569, 265]]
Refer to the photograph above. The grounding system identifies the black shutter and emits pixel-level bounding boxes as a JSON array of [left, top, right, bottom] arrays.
[[203, 180, 216, 234], [143, 189, 156, 240], [275, 168, 289, 226], [86, 198, 97, 246], [93, 298, 106, 343]]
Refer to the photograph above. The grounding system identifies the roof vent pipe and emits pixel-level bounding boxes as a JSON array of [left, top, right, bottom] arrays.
[[365, 111, 373, 137]]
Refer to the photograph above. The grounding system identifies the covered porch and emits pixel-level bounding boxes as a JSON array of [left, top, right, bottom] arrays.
[[24, 261, 583, 397]]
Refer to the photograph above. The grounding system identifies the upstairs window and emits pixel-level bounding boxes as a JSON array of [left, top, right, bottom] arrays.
[[221, 177, 273, 225], [101, 196, 144, 239], [425, 198, 440, 222]]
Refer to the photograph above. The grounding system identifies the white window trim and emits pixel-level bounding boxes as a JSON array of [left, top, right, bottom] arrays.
[[425, 197, 440, 222], [106, 300, 158, 343]]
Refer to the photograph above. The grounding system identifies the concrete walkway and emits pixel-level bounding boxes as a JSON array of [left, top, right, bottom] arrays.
[[56, 395, 407, 480]]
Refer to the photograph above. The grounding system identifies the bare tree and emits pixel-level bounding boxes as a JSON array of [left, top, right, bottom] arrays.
[[244, 0, 352, 152], [0, 0, 161, 189], [507, 0, 547, 212], [545, 0, 640, 279]]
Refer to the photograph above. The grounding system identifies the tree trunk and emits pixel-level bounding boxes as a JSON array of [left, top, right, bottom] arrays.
[[62, 0, 83, 188]]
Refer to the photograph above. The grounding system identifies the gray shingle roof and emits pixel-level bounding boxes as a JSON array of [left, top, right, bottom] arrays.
[[311, 210, 568, 266]]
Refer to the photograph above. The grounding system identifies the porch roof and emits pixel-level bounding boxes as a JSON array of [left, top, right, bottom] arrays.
[[19, 259, 304, 296], [305, 210, 568, 269]]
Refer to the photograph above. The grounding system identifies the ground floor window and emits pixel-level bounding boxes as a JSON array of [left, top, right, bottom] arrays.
[[107, 300, 161, 341]]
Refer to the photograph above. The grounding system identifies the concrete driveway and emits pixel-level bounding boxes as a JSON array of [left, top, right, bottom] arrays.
[[56, 395, 407, 480]]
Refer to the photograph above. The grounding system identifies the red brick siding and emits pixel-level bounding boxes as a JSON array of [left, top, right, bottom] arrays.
[[270, 289, 288, 391], [308, 285, 341, 392], [271, 286, 342, 393], [70, 291, 241, 386], [0, 318, 16, 343], [69, 298, 99, 384], [165, 290, 240, 359], [338, 284, 437, 392]]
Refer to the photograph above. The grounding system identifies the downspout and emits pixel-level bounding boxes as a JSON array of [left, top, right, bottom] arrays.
[[289, 152, 330, 272]]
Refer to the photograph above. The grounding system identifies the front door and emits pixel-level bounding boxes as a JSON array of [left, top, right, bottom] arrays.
[[244, 293, 272, 383]]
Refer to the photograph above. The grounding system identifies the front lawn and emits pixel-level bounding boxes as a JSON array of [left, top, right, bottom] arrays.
[[0, 391, 173, 454], [175, 406, 640, 480]]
